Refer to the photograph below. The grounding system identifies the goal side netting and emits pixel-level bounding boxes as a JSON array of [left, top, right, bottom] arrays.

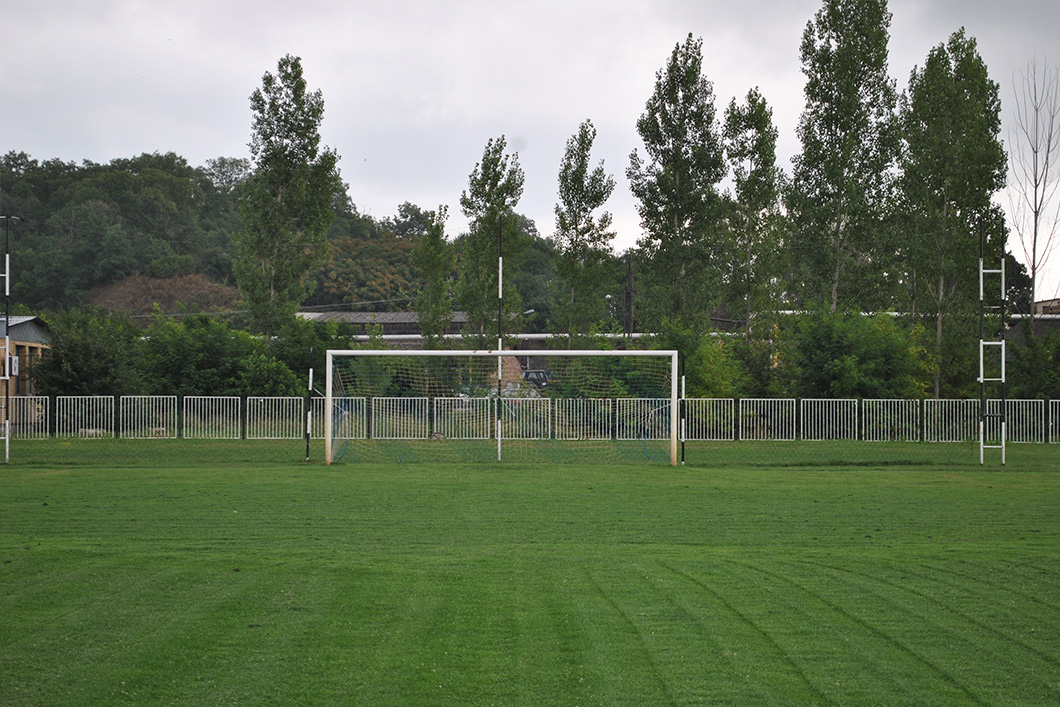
[[325, 349, 678, 465]]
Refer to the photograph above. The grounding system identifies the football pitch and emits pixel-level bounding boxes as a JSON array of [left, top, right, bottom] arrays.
[[2, 443, 1059, 705]]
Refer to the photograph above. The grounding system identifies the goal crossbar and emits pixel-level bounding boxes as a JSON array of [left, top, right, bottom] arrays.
[[325, 348, 679, 465]]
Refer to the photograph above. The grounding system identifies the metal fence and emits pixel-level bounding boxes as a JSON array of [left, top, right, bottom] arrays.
[[683, 398, 735, 441], [183, 396, 241, 440], [616, 398, 671, 441], [121, 396, 178, 439], [801, 399, 858, 441], [371, 397, 429, 440], [56, 396, 115, 439], [555, 398, 613, 440], [984, 399, 1047, 444], [740, 399, 797, 441], [924, 399, 980, 443], [862, 399, 921, 442], [500, 398, 551, 440], [10, 395, 1060, 444], [434, 397, 493, 440], [10, 396, 49, 439], [1053, 400, 1060, 444], [246, 397, 304, 440]]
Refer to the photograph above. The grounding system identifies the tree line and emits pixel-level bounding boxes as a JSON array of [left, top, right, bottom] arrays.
[[3, 0, 1059, 401]]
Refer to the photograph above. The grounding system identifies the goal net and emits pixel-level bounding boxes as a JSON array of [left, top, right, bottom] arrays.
[[325, 349, 678, 465]]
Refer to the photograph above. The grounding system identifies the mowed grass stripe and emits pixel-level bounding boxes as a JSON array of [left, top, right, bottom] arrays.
[[3, 459, 1060, 704]]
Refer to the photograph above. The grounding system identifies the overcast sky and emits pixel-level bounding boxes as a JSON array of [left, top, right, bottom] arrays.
[[3, 0, 1058, 300]]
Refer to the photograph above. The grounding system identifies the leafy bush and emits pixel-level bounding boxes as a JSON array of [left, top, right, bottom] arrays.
[[791, 311, 933, 399]]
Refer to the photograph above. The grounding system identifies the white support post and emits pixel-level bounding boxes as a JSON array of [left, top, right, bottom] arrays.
[[325, 352, 334, 465], [670, 352, 679, 466]]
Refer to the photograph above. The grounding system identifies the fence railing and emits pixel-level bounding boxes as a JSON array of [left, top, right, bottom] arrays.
[[1053, 400, 1060, 444], [120, 396, 178, 439], [56, 396, 115, 439], [862, 399, 921, 442], [740, 399, 796, 441], [10, 395, 1060, 444]]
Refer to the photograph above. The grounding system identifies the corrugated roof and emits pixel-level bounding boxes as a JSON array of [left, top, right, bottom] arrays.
[[298, 311, 468, 324]]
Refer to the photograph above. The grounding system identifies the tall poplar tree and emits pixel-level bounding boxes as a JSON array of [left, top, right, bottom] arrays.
[[723, 88, 785, 338], [412, 206, 455, 349], [899, 29, 1006, 397], [235, 55, 342, 335], [553, 119, 616, 339], [627, 33, 726, 329], [788, 0, 898, 312], [457, 136, 526, 345]]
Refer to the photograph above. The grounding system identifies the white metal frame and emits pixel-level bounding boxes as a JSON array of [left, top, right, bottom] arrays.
[[433, 396, 493, 440], [800, 398, 858, 441], [924, 399, 979, 443], [56, 395, 115, 439], [246, 396, 304, 440], [683, 398, 735, 441], [739, 398, 796, 441], [1052, 400, 1060, 444], [861, 399, 921, 442], [10, 395, 50, 440], [183, 396, 241, 440], [120, 395, 178, 439], [325, 349, 679, 465]]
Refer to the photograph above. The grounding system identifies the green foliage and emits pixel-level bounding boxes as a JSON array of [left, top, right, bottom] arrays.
[[412, 206, 455, 348], [791, 311, 933, 399], [269, 316, 356, 390], [552, 119, 616, 338], [457, 136, 527, 345], [788, 0, 899, 311], [34, 307, 144, 396], [898, 29, 1006, 397], [139, 313, 261, 396], [627, 33, 726, 330], [237, 352, 300, 397], [235, 55, 342, 335], [1, 151, 225, 311], [684, 336, 749, 399], [1008, 330, 1060, 400], [512, 227, 557, 334], [722, 89, 786, 335]]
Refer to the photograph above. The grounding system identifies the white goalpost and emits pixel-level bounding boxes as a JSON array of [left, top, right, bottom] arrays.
[[325, 348, 679, 466]]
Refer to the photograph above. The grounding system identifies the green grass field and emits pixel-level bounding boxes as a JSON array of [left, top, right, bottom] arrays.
[[2, 441, 1059, 705]]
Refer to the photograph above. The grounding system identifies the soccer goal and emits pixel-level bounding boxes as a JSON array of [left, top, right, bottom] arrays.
[[325, 348, 678, 465]]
